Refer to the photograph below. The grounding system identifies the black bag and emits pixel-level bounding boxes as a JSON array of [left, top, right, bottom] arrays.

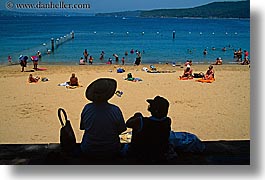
[[193, 72, 204, 78], [58, 108, 76, 152]]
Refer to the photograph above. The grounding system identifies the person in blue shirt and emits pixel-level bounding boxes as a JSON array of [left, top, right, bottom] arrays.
[[80, 78, 126, 159]]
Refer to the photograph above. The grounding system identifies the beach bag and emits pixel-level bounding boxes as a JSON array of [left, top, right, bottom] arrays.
[[169, 131, 205, 153], [117, 68, 125, 73], [58, 108, 76, 152], [193, 72, 204, 78]]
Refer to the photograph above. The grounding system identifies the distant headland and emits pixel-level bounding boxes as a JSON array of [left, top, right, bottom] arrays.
[[95, 0, 250, 19], [0, 0, 249, 18]]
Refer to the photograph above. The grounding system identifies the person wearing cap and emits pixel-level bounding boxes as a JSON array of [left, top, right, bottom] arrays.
[[126, 96, 171, 162], [204, 65, 215, 80], [80, 78, 126, 158], [180, 64, 193, 78]]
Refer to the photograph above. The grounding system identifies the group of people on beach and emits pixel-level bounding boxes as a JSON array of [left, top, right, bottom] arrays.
[[201, 46, 250, 65], [180, 60, 215, 80], [65, 77, 173, 163], [18, 50, 42, 72]]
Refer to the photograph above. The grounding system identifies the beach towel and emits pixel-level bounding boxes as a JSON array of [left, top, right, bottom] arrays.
[[147, 70, 176, 73], [196, 78, 215, 83], [66, 84, 83, 89], [36, 67, 47, 71], [58, 82, 83, 88], [125, 77, 143, 82], [178, 76, 194, 80]]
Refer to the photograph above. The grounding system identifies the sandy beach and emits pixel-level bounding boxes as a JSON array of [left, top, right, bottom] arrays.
[[0, 63, 250, 144]]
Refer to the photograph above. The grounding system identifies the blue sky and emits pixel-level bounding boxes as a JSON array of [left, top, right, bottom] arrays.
[[0, 0, 245, 13]]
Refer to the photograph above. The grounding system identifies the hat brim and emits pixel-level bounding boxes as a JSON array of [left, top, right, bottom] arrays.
[[86, 78, 117, 102]]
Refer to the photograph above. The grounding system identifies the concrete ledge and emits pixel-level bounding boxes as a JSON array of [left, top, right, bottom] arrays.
[[0, 140, 250, 165]]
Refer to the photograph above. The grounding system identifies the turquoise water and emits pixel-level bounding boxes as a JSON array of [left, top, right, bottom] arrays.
[[0, 16, 250, 65]]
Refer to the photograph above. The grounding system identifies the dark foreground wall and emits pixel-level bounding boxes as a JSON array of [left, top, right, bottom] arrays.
[[0, 140, 250, 165]]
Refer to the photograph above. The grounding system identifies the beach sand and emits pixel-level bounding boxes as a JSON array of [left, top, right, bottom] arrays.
[[0, 63, 250, 144]]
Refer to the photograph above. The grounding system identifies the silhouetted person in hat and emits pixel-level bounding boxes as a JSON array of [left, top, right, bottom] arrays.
[[80, 78, 126, 160], [126, 96, 171, 163]]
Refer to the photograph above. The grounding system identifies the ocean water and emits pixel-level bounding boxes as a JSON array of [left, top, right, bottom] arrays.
[[0, 16, 250, 65]]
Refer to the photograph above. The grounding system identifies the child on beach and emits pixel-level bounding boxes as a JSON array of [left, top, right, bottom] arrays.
[[89, 56, 94, 65], [79, 57, 85, 65], [126, 96, 171, 162]]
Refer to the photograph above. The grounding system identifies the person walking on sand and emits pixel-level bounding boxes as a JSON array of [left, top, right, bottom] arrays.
[[126, 96, 171, 162], [80, 78, 126, 159]]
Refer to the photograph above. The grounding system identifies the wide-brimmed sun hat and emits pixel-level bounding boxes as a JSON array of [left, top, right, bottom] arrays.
[[86, 78, 117, 102], [147, 96, 169, 118]]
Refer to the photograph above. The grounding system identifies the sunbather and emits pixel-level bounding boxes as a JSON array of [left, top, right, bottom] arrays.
[[28, 74, 40, 83], [204, 65, 215, 80], [69, 73, 79, 86], [180, 64, 193, 78]]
